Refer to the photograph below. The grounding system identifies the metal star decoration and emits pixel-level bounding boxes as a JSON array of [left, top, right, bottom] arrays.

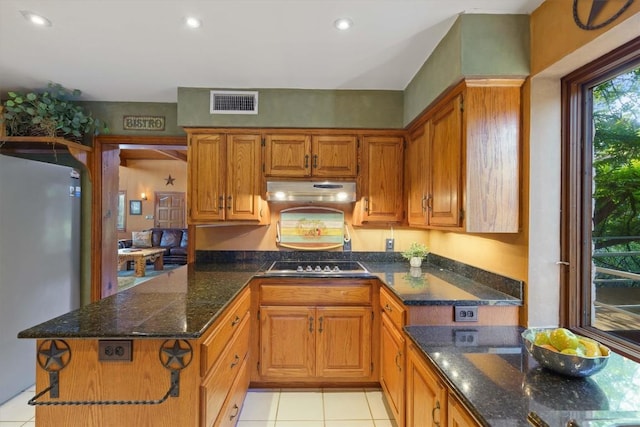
[[37, 340, 71, 371], [160, 340, 192, 370], [165, 174, 175, 186], [573, 0, 635, 30]]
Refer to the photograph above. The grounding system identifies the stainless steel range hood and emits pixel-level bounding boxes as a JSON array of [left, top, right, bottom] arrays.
[[266, 181, 356, 203]]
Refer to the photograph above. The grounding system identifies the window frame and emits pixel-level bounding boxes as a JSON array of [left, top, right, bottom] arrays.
[[561, 35, 640, 363]]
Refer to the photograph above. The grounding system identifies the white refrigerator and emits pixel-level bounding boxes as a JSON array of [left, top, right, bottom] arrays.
[[0, 154, 80, 404]]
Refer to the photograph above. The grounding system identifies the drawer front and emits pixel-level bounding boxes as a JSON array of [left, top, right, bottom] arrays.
[[215, 356, 250, 427], [380, 287, 405, 329], [200, 314, 250, 427], [201, 288, 251, 376], [260, 284, 372, 305]]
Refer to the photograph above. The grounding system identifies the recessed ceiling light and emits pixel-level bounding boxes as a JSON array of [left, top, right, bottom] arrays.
[[20, 10, 52, 27], [334, 18, 353, 31], [185, 16, 202, 29]]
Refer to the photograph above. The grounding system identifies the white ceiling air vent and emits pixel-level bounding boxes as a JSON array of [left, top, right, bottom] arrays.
[[210, 90, 258, 115]]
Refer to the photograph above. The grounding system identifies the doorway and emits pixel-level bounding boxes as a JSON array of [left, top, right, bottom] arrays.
[[92, 135, 188, 301]]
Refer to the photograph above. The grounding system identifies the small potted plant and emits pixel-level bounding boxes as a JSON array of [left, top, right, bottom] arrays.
[[402, 242, 429, 268]]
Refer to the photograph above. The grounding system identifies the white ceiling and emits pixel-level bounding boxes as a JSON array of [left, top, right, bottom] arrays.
[[0, 0, 543, 103]]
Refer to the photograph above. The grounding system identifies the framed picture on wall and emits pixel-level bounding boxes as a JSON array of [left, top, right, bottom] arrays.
[[129, 200, 142, 215]]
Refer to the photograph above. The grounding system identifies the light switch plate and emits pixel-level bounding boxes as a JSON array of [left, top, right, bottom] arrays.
[[385, 238, 394, 251]]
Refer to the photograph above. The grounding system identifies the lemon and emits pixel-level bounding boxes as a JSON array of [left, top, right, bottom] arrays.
[[534, 331, 551, 346], [578, 337, 602, 357], [549, 328, 579, 351], [561, 348, 584, 356]]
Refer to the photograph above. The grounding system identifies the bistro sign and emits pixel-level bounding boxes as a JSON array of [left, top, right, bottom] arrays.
[[123, 115, 165, 131]]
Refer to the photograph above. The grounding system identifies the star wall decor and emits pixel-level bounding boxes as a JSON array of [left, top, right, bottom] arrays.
[[37, 339, 71, 371], [159, 339, 193, 370], [165, 174, 175, 186], [573, 0, 634, 30]]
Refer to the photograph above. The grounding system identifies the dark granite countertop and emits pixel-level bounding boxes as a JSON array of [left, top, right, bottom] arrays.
[[363, 262, 522, 306], [18, 252, 522, 340], [404, 325, 640, 427], [18, 262, 264, 339]]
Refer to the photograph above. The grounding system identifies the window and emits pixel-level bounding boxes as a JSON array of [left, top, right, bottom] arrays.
[[117, 191, 126, 231], [562, 36, 640, 362]]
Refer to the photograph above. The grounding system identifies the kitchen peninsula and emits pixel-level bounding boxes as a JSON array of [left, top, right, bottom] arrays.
[[18, 254, 639, 427]]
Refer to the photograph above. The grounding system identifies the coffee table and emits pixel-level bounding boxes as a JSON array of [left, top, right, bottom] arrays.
[[117, 248, 166, 277]]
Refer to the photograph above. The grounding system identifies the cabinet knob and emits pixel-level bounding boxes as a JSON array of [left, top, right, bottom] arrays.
[[384, 303, 392, 312], [304, 154, 310, 168], [227, 195, 232, 210], [231, 315, 241, 326], [318, 316, 323, 333], [313, 154, 318, 169], [309, 316, 314, 333], [230, 354, 240, 369], [218, 196, 224, 210]]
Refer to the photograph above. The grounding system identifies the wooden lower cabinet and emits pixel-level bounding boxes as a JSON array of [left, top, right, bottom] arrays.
[[380, 314, 405, 426], [253, 278, 378, 384], [406, 343, 447, 427], [448, 393, 481, 427], [259, 305, 373, 381], [32, 288, 251, 427], [379, 287, 406, 426]]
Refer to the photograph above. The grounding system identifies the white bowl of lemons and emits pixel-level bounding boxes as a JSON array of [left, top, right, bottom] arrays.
[[522, 328, 610, 377]]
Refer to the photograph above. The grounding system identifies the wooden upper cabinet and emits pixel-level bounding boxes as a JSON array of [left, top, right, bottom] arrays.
[[263, 134, 311, 177], [355, 135, 404, 224], [429, 94, 463, 228], [263, 133, 357, 178], [406, 124, 429, 227], [187, 132, 267, 224], [312, 135, 358, 178], [405, 79, 522, 233], [226, 134, 263, 221], [188, 133, 226, 222]]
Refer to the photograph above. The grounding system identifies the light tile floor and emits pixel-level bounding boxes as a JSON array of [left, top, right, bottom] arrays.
[[0, 386, 397, 427], [0, 385, 35, 427], [238, 388, 398, 427]]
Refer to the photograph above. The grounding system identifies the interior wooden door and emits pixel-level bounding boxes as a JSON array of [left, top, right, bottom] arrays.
[[154, 191, 185, 228]]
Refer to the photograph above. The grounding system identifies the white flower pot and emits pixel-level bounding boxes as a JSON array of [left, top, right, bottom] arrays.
[[409, 257, 422, 268]]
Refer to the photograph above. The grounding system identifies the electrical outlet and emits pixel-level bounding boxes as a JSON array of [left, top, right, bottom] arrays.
[[454, 306, 478, 322], [385, 238, 394, 251], [343, 240, 352, 251], [99, 340, 133, 361], [454, 330, 478, 346]]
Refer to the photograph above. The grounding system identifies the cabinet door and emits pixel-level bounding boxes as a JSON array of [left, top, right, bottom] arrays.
[[188, 134, 226, 222], [263, 134, 311, 177], [259, 306, 315, 378], [406, 124, 429, 227], [359, 135, 404, 223], [380, 314, 405, 426], [226, 134, 263, 221], [311, 135, 358, 178], [448, 393, 480, 427], [316, 306, 372, 379], [406, 345, 447, 427], [428, 94, 462, 228]]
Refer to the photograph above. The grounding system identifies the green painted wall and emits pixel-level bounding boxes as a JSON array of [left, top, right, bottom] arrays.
[[403, 14, 530, 126], [403, 17, 463, 126], [177, 88, 404, 129], [83, 102, 184, 136], [461, 14, 530, 77]]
